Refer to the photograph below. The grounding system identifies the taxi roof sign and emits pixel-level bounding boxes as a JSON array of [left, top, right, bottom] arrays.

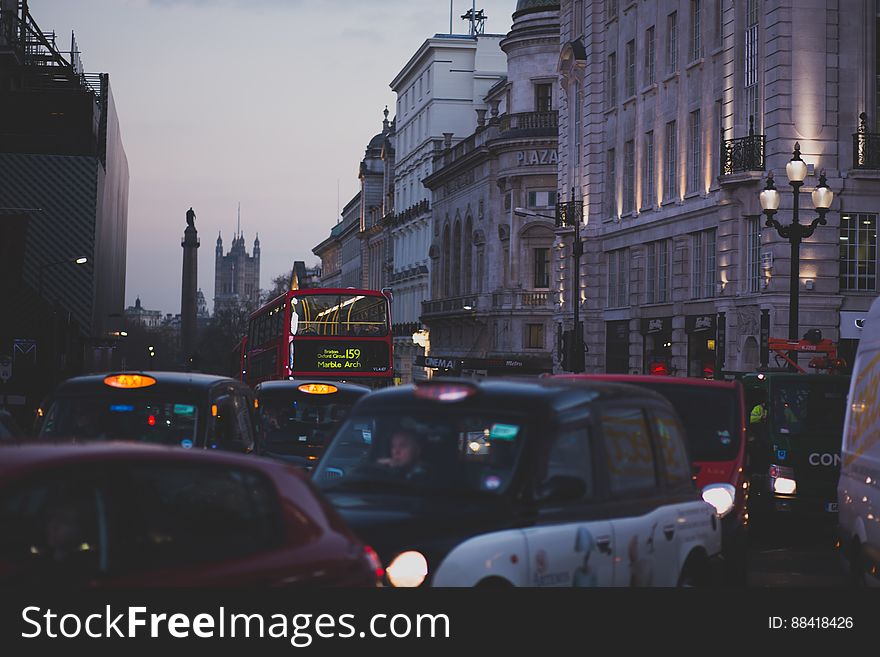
[[413, 382, 477, 402], [298, 383, 338, 395], [103, 374, 157, 389]]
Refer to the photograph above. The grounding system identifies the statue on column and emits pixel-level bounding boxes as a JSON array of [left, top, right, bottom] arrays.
[[186, 207, 196, 228]]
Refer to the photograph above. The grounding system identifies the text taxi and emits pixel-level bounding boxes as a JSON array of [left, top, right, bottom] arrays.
[[36, 372, 256, 453], [311, 378, 722, 587]]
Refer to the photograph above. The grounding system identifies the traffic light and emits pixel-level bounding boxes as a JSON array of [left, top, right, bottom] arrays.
[[147, 345, 156, 359]]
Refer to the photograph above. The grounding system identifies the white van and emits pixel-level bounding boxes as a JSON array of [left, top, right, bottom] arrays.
[[838, 296, 880, 585]]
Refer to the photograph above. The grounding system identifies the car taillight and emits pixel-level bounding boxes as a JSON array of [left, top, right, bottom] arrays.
[[363, 545, 384, 579]]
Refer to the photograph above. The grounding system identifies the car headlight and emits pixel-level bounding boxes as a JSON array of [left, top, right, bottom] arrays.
[[769, 464, 796, 495], [773, 477, 797, 495], [702, 483, 736, 518], [385, 550, 428, 587]]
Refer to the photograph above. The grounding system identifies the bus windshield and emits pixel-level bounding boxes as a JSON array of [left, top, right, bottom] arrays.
[[291, 294, 388, 337]]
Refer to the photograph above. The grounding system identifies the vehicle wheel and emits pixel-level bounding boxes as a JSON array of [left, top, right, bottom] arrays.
[[849, 539, 867, 588], [677, 556, 709, 588], [475, 577, 513, 589]]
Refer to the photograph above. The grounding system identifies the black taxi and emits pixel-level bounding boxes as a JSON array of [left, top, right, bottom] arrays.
[[255, 379, 371, 467], [35, 372, 256, 453], [311, 378, 722, 587]]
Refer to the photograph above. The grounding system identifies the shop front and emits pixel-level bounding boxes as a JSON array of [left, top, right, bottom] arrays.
[[640, 317, 672, 375], [686, 314, 717, 378], [605, 320, 630, 373]]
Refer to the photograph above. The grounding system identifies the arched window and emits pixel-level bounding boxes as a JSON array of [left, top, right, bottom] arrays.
[[442, 224, 451, 297], [452, 221, 462, 296], [463, 216, 473, 294]]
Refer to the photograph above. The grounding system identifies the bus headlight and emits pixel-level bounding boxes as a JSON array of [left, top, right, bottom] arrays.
[[385, 550, 428, 587], [702, 483, 736, 517]]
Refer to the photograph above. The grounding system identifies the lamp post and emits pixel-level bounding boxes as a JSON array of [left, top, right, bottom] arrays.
[[37, 256, 89, 303], [758, 142, 833, 371], [515, 188, 584, 373]]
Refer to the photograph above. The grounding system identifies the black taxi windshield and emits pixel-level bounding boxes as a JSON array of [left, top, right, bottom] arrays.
[[258, 391, 359, 446], [636, 383, 740, 462], [312, 412, 526, 495], [291, 294, 389, 337], [40, 397, 199, 447]]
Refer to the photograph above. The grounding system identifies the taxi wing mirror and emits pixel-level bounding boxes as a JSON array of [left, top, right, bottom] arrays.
[[537, 475, 586, 503]]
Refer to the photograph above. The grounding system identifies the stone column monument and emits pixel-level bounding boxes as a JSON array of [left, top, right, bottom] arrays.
[[181, 207, 199, 367]]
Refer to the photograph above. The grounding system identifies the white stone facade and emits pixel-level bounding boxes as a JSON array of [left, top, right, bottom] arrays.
[[558, 0, 879, 375]]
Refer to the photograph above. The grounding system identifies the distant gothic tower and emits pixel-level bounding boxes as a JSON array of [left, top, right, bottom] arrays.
[[213, 230, 261, 313]]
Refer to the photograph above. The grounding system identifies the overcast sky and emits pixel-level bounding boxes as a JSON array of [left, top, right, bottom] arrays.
[[32, 0, 516, 314]]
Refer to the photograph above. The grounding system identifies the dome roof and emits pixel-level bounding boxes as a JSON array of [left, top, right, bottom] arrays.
[[514, 0, 559, 15], [368, 133, 385, 150]]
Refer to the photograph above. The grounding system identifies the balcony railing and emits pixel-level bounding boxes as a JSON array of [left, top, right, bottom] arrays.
[[853, 112, 880, 170], [491, 291, 553, 309], [499, 111, 558, 136], [421, 295, 479, 316], [720, 116, 765, 175]]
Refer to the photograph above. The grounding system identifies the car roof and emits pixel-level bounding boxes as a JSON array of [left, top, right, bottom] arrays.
[[46, 371, 246, 396], [554, 373, 739, 390], [348, 376, 670, 415], [255, 379, 372, 395], [0, 441, 283, 479]]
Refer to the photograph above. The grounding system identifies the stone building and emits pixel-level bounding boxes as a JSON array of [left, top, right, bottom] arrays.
[[213, 230, 260, 313], [557, 0, 878, 376], [420, 0, 560, 377]]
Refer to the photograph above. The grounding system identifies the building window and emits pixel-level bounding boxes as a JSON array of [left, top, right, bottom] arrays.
[[607, 148, 616, 218], [525, 324, 545, 349], [536, 83, 553, 112], [646, 239, 671, 304], [664, 121, 677, 201], [744, 0, 760, 130], [690, 0, 702, 61], [691, 229, 717, 299], [607, 52, 617, 107], [607, 249, 629, 308], [625, 40, 636, 97], [840, 214, 878, 291], [606, 0, 618, 20], [573, 0, 584, 39], [623, 140, 635, 214], [534, 248, 550, 289], [528, 190, 557, 208], [688, 109, 701, 193], [645, 26, 656, 85], [643, 131, 655, 208], [666, 11, 678, 73], [746, 216, 762, 293]]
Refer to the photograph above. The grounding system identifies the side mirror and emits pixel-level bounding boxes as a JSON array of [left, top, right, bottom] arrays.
[[537, 475, 586, 503]]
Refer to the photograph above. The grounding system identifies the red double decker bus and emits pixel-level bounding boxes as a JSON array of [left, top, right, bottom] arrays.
[[243, 288, 393, 388]]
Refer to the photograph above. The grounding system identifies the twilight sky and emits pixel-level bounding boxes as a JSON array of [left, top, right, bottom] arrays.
[[33, 0, 517, 315]]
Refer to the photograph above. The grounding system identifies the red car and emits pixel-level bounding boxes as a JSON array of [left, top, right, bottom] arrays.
[[0, 443, 382, 587], [553, 375, 749, 585]]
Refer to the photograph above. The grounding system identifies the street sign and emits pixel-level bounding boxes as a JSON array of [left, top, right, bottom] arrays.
[[0, 355, 11, 383]]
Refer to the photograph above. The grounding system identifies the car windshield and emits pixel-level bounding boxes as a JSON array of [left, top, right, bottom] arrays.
[[636, 383, 740, 462], [258, 391, 360, 447], [40, 397, 199, 447], [769, 379, 848, 438], [312, 411, 526, 496]]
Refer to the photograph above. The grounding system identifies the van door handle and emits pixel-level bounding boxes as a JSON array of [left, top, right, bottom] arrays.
[[595, 536, 612, 554]]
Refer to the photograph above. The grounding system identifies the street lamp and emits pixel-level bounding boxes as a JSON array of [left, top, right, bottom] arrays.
[[37, 256, 89, 302], [515, 187, 584, 373], [758, 142, 833, 370]]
